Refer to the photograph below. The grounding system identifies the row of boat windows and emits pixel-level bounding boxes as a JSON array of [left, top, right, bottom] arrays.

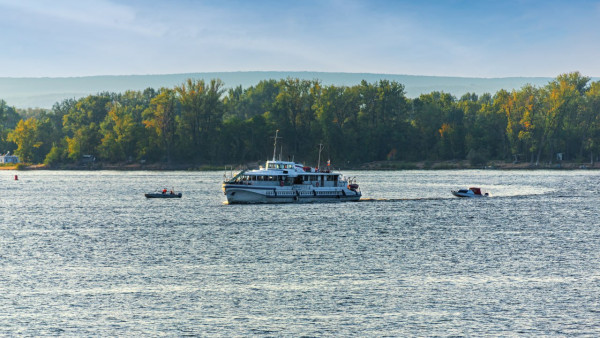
[[266, 191, 343, 196], [237, 175, 286, 182], [267, 163, 295, 169], [236, 175, 339, 182]]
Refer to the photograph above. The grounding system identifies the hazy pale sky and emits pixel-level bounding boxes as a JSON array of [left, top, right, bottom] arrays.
[[1, 0, 598, 78]]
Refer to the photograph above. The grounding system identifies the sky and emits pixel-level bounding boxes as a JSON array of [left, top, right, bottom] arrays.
[[0, 0, 599, 78]]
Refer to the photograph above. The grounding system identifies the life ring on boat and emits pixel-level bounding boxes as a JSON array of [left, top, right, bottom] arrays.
[[280, 180, 284, 187], [315, 182, 320, 187]]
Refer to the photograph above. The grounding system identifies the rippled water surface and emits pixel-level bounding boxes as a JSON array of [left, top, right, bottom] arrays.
[[2, 169, 600, 336]]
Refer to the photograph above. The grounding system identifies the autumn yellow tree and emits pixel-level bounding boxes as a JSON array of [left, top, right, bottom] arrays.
[[8, 117, 42, 162], [143, 88, 178, 162]]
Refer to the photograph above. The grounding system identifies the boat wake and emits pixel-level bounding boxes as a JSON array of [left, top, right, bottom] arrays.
[[359, 197, 448, 202]]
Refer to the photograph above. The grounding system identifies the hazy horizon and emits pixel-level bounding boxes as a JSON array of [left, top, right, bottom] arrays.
[[1, 71, 574, 109], [0, 71, 562, 80]]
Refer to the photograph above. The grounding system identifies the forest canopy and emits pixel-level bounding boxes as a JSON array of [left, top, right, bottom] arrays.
[[2, 72, 600, 168]]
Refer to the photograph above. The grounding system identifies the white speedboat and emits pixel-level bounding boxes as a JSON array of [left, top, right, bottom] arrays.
[[222, 132, 361, 204], [451, 187, 488, 198]]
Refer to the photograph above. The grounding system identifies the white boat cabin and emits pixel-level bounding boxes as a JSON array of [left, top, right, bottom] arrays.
[[229, 160, 342, 188]]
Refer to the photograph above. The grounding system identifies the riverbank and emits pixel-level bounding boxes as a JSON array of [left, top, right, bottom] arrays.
[[358, 160, 599, 170], [2, 160, 599, 171], [0, 163, 224, 171]]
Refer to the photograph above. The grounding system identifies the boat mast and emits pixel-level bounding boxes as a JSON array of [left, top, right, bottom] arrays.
[[317, 143, 324, 170], [271, 130, 282, 161]]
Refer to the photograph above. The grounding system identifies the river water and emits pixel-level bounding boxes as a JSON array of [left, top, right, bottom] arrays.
[[1, 169, 600, 336]]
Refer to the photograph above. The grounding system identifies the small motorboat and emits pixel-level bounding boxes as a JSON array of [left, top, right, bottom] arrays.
[[145, 192, 182, 198], [451, 187, 488, 198]]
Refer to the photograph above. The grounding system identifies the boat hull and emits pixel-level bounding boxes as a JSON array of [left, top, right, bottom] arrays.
[[451, 191, 487, 198], [145, 193, 182, 198], [223, 185, 361, 204]]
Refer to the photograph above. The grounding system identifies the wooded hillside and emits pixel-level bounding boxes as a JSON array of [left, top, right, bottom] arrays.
[[2, 72, 599, 167]]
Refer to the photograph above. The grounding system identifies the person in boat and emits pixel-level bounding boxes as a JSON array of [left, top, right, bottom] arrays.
[[170, 190, 174, 195], [162, 188, 167, 194]]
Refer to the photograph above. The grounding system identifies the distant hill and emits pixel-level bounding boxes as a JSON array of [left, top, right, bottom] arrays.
[[0, 71, 582, 109]]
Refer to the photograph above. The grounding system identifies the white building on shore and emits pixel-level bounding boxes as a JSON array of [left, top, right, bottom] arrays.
[[0, 152, 19, 164]]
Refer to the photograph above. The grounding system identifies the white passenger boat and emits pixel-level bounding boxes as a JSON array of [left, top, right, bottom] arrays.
[[222, 132, 361, 204]]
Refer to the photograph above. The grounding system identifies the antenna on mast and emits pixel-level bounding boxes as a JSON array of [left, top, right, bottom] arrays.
[[279, 145, 283, 161], [271, 130, 282, 161]]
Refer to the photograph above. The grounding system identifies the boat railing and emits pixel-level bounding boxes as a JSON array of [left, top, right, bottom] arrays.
[[223, 169, 246, 183]]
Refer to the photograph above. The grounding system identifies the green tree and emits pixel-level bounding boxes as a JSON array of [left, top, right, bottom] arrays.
[[535, 72, 588, 164], [583, 81, 600, 163], [62, 94, 112, 161], [143, 88, 178, 162], [268, 78, 318, 159], [176, 79, 225, 162], [7, 118, 42, 162], [0, 100, 20, 153], [99, 100, 142, 162]]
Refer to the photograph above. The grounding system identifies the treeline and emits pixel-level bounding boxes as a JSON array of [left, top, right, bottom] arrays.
[[1, 72, 600, 167]]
